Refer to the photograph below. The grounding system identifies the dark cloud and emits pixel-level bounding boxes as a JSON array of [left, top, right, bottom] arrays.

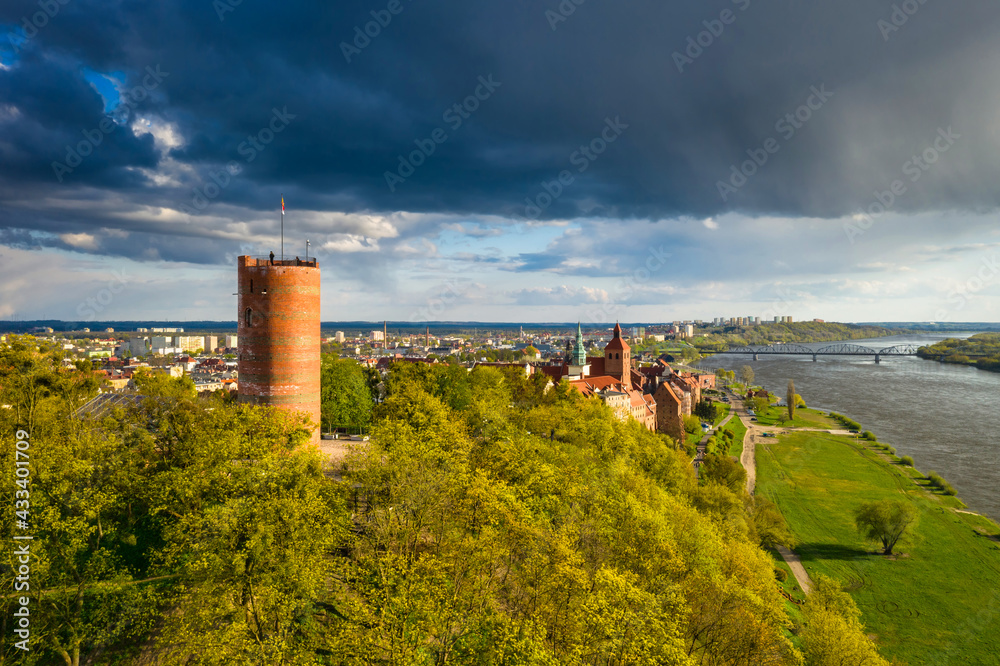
[[1, 0, 999, 267]]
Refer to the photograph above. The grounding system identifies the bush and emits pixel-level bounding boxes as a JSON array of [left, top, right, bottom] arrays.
[[926, 471, 958, 495], [885, 446, 896, 455], [900, 456, 914, 466], [775, 567, 789, 583], [862, 431, 877, 442]]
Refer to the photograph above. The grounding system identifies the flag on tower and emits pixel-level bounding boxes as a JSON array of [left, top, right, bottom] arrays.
[[281, 196, 285, 213]]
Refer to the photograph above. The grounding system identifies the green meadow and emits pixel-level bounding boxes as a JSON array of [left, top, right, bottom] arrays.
[[756, 431, 1000, 665]]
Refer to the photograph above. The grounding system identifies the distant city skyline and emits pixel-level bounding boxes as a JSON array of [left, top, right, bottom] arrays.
[[1, 3, 999, 323]]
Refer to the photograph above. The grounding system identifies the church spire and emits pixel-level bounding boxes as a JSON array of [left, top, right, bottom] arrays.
[[572, 322, 587, 366]]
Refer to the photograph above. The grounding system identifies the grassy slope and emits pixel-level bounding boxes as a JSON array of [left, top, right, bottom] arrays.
[[713, 403, 730, 426], [722, 415, 747, 462], [756, 431, 1000, 664]]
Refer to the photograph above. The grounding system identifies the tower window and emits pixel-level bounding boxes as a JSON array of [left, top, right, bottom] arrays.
[[245, 307, 253, 327], [616, 353, 620, 359]]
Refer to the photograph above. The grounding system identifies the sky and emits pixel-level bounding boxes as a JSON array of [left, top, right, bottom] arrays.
[[1, 0, 999, 324]]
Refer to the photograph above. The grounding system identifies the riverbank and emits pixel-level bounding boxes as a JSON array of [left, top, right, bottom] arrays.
[[755, 423, 1000, 664], [697, 332, 1000, 524], [917, 332, 1000, 373]]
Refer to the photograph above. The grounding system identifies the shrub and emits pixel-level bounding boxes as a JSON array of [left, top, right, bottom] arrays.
[[885, 446, 896, 455], [926, 471, 957, 495], [900, 456, 914, 466], [862, 431, 877, 442], [775, 567, 789, 583]]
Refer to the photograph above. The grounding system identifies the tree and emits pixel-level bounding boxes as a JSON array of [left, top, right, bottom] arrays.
[[739, 365, 754, 387], [321, 356, 375, 431], [701, 454, 746, 493], [854, 500, 917, 555], [747, 496, 795, 549], [683, 414, 702, 435], [800, 575, 891, 666], [694, 399, 718, 422], [786, 379, 797, 421], [751, 396, 770, 415]]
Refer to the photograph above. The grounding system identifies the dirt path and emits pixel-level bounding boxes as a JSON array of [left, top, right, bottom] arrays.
[[722, 388, 816, 594], [776, 545, 814, 594]]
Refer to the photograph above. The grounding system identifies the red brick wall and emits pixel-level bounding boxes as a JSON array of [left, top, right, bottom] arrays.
[[654, 383, 684, 444], [237, 256, 321, 443]]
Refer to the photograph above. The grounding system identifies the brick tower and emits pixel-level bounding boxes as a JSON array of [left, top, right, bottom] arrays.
[[237, 255, 321, 443], [604, 322, 631, 389]]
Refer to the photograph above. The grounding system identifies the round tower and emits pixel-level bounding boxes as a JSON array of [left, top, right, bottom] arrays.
[[237, 255, 321, 443]]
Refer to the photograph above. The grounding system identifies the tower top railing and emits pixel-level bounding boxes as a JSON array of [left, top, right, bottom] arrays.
[[246, 256, 318, 268]]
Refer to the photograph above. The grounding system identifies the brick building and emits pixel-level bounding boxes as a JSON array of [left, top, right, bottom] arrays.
[[237, 255, 321, 443]]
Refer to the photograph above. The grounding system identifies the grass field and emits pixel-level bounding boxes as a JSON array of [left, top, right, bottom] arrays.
[[753, 406, 837, 429], [713, 403, 730, 426], [722, 414, 747, 461], [756, 431, 1000, 665]]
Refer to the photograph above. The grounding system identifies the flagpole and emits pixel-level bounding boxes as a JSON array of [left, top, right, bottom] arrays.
[[280, 193, 284, 261]]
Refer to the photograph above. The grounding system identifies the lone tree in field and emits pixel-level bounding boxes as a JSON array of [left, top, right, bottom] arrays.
[[740, 365, 755, 387], [786, 380, 796, 421], [854, 500, 917, 555]]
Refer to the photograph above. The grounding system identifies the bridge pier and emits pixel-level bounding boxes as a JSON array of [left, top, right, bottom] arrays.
[[753, 353, 759, 361], [875, 354, 881, 364], [812, 354, 817, 362]]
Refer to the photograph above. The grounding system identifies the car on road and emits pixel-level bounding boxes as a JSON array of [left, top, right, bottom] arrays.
[[750, 417, 758, 422], [849, 429, 860, 434], [762, 432, 774, 438]]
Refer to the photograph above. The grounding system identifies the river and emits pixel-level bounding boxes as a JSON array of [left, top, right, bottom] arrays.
[[697, 333, 1000, 522]]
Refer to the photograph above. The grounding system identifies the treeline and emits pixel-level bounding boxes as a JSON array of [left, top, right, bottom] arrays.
[[694, 322, 897, 352], [1, 337, 893, 664], [917, 333, 1000, 373]]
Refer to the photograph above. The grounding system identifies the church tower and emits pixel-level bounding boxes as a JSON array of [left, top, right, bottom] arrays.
[[566, 322, 591, 379], [604, 322, 631, 389], [571, 322, 587, 366]]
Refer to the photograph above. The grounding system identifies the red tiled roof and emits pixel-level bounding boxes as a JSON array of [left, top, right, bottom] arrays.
[[539, 365, 568, 380]]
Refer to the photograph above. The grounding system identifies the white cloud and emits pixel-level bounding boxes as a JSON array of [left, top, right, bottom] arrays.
[[60, 233, 98, 250]]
